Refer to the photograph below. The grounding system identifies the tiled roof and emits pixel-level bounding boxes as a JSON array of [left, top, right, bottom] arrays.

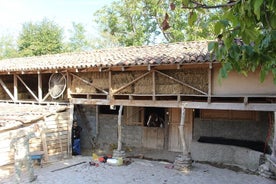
[[0, 103, 67, 132], [0, 41, 214, 73]]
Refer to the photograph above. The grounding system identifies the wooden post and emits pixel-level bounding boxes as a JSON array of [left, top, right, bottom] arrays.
[[41, 121, 49, 162], [68, 103, 74, 157], [271, 112, 276, 162], [117, 105, 123, 151], [96, 105, 99, 136], [179, 106, 188, 156], [66, 72, 72, 99], [208, 62, 212, 103], [13, 74, 18, 101], [152, 71, 156, 101], [38, 73, 42, 102]]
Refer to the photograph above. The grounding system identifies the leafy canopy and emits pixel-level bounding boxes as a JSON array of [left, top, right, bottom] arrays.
[[94, 0, 220, 46], [179, 0, 276, 83], [17, 18, 63, 56]]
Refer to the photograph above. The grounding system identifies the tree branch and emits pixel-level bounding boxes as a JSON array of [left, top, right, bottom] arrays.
[[182, 0, 240, 9]]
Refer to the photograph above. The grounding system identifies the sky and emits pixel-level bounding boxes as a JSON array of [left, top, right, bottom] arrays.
[[0, 0, 115, 38]]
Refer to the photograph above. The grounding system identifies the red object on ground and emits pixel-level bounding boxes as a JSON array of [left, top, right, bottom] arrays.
[[98, 157, 105, 162]]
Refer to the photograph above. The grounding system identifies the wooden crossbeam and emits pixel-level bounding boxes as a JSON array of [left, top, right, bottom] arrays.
[[155, 70, 208, 95], [16, 75, 39, 101], [0, 79, 15, 101], [70, 73, 108, 94]]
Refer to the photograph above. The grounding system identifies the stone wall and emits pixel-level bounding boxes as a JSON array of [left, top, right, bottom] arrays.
[[193, 112, 269, 142], [75, 105, 143, 154]]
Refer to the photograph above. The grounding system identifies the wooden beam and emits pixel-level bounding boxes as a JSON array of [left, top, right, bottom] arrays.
[[13, 74, 18, 101], [117, 105, 123, 151], [0, 78, 15, 101], [38, 73, 43, 101], [152, 71, 156, 101], [16, 75, 39, 101], [70, 73, 108, 94], [71, 98, 276, 111], [179, 106, 188, 156], [155, 70, 208, 95], [112, 71, 151, 95], [66, 72, 72, 98], [96, 105, 99, 136], [109, 70, 112, 100], [208, 62, 212, 103], [68, 103, 74, 157]]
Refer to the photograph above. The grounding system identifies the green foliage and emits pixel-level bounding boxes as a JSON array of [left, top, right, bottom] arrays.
[[94, 0, 219, 45], [17, 18, 64, 56], [0, 34, 19, 59], [182, 0, 276, 84], [65, 22, 91, 52]]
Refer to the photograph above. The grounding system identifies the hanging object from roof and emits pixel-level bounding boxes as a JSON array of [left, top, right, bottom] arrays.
[[48, 73, 66, 99]]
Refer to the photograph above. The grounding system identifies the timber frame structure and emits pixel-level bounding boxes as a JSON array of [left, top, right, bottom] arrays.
[[0, 41, 276, 172]]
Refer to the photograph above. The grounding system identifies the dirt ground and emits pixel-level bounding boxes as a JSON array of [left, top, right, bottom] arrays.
[[0, 155, 275, 184]]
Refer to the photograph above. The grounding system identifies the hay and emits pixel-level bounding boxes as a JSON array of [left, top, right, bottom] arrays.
[[71, 72, 108, 93], [156, 68, 208, 94]]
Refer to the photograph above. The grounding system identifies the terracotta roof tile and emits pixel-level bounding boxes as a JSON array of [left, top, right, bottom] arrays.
[[0, 41, 214, 73]]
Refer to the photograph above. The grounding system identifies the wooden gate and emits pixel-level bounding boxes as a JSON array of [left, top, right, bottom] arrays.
[[142, 127, 165, 149]]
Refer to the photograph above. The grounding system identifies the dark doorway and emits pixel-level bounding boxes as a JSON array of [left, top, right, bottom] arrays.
[[144, 107, 165, 128]]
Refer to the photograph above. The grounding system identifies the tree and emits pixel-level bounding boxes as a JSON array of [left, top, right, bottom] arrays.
[[0, 34, 18, 59], [65, 22, 91, 52], [94, 0, 217, 46], [176, 0, 276, 83], [17, 18, 64, 56]]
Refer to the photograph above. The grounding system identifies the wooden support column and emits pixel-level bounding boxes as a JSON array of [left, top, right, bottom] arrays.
[[67, 72, 72, 98], [38, 73, 42, 102], [117, 105, 123, 151], [108, 70, 112, 100], [179, 106, 188, 156], [208, 62, 212, 103], [113, 105, 126, 158], [13, 74, 18, 101], [96, 105, 99, 136], [272, 112, 276, 163], [68, 103, 74, 158], [152, 71, 156, 101], [174, 105, 193, 171]]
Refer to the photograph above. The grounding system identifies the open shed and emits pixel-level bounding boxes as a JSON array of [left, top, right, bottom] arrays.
[[0, 41, 275, 174]]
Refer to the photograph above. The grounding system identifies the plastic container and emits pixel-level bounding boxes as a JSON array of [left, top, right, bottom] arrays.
[[107, 157, 123, 166], [92, 153, 98, 161]]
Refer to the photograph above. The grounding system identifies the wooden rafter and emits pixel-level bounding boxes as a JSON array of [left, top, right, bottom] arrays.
[[155, 70, 208, 95], [70, 73, 108, 94]]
